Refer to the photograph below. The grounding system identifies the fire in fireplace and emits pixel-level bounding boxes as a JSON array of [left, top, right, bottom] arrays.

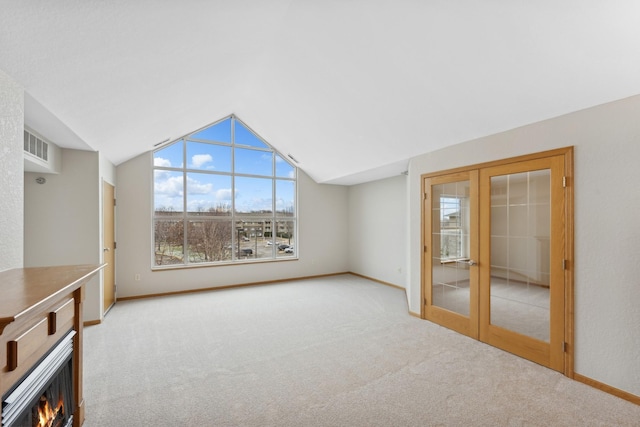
[[36, 393, 64, 427], [30, 360, 72, 427], [2, 332, 75, 427]]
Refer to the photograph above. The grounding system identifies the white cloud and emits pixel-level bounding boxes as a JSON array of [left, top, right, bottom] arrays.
[[186, 175, 213, 194], [236, 196, 272, 212], [216, 188, 235, 201], [154, 157, 171, 167], [192, 154, 213, 168], [154, 174, 183, 197], [276, 197, 291, 207]]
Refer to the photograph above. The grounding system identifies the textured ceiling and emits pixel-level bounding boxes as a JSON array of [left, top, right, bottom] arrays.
[[2, 1, 640, 185]]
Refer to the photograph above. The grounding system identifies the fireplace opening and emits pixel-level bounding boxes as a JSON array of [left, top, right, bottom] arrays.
[[25, 355, 73, 427], [2, 331, 75, 427]]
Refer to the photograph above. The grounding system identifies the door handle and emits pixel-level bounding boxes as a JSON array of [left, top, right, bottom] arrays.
[[456, 258, 477, 266], [103, 248, 110, 252]]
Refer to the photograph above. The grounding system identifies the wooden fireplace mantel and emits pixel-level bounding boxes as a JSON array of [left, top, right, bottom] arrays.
[[0, 264, 104, 427]]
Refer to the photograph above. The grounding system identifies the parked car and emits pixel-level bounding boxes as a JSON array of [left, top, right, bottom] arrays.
[[278, 244, 290, 251], [284, 246, 294, 253], [240, 248, 253, 256], [265, 241, 273, 246]]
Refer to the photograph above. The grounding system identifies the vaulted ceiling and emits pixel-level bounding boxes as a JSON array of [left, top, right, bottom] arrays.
[[2, 1, 640, 185]]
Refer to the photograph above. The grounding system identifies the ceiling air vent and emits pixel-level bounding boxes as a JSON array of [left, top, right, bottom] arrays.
[[24, 129, 49, 162]]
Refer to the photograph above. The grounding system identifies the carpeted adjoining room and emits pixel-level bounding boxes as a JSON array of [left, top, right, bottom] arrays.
[[83, 275, 640, 426]]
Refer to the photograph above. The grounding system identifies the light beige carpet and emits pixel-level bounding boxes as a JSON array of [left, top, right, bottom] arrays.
[[83, 274, 639, 426]]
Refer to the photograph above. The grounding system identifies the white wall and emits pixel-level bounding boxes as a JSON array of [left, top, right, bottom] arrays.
[[0, 69, 24, 272], [407, 94, 640, 397], [348, 175, 408, 288], [115, 152, 349, 298], [24, 149, 102, 320]]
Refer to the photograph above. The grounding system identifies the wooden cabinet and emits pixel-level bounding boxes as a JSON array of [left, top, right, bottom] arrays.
[[0, 265, 103, 427]]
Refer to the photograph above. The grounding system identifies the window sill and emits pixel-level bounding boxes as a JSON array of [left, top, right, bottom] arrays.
[[151, 256, 299, 271]]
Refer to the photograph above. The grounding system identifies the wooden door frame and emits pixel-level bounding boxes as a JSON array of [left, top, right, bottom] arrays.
[[421, 147, 574, 377]]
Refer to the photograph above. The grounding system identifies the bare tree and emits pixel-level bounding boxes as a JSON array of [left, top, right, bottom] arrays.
[[188, 205, 232, 262], [188, 221, 232, 262], [154, 218, 184, 265]]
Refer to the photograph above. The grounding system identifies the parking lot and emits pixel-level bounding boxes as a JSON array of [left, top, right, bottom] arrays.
[[237, 238, 294, 259]]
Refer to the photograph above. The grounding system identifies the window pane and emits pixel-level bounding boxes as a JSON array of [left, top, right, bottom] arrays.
[[235, 121, 268, 148], [154, 220, 184, 265], [275, 220, 295, 259], [235, 220, 268, 259], [235, 177, 273, 214], [276, 180, 295, 216], [187, 220, 232, 263], [508, 172, 528, 205], [257, 220, 274, 258], [490, 170, 551, 342], [235, 147, 273, 176], [439, 196, 461, 260], [154, 140, 183, 168], [276, 154, 295, 178], [186, 173, 232, 215], [191, 117, 231, 143], [154, 170, 184, 214], [186, 141, 231, 172]]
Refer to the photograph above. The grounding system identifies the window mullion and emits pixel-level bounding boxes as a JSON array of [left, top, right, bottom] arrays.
[[231, 116, 237, 261], [183, 138, 189, 262]]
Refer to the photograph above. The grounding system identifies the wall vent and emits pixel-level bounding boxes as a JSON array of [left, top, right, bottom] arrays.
[[24, 129, 49, 162]]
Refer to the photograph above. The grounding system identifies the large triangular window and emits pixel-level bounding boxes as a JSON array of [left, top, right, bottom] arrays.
[[152, 115, 296, 266]]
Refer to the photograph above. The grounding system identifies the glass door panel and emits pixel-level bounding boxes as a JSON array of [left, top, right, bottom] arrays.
[[489, 170, 551, 342], [432, 180, 472, 317]]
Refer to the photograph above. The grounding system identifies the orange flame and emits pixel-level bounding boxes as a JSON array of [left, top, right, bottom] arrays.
[[36, 394, 64, 427]]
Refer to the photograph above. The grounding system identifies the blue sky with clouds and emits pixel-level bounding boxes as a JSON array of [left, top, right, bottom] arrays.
[[153, 118, 295, 214]]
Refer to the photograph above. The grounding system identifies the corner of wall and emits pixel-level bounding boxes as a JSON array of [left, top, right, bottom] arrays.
[[0, 69, 24, 271]]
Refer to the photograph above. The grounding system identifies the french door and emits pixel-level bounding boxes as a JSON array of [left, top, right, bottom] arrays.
[[422, 148, 573, 373], [423, 170, 480, 339]]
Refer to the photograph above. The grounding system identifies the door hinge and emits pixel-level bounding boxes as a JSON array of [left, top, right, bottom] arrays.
[[424, 193, 428, 200], [562, 259, 566, 270], [114, 241, 117, 250], [562, 342, 568, 352], [562, 176, 567, 188], [114, 198, 117, 206], [424, 245, 428, 253]]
